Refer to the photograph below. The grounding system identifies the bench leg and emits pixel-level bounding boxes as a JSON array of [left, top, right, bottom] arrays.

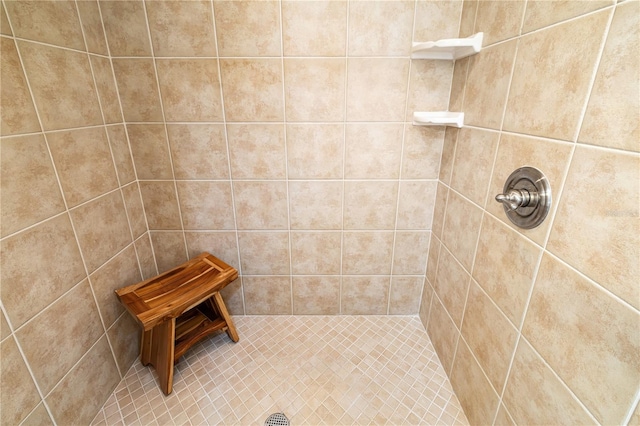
[[149, 319, 176, 395], [140, 329, 152, 366], [212, 292, 239, 342]]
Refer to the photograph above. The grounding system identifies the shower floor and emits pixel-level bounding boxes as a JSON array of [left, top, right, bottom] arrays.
[[92, 316, 469, 425]]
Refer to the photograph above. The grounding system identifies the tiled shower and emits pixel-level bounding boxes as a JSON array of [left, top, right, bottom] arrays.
[[0, 0, 638, 425]]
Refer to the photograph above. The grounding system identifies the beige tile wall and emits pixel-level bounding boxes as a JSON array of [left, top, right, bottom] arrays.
[[0, 1, 157, 424], [421, 1, 640, 425], [105, 0, 462, 319]]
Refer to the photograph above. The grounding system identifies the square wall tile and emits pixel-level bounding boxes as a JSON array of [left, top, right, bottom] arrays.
[[139, 181, 182, 230], [286, 124, 344, 179], [431, 182, 448, 239], [348, 1, 413, 56], [17, 40, 102, 131], [1, 134, 65, 237], [77, 1, 109, 55], [146, 1, 216, 57], [238, 232, 290, 275], [243, 276, 291, 315], [213, 0, 281, 57], [414, 1, 462, 42], [177, 181, 235, 230], [282, 1, 347, 56], [406, 60, 453, 122], [427, 296, 460, 375], [442, 190, 483, 271], [448, 57, 469, 113], [127, 124, 173, 180], [289, 181, 342, 230], [0, 3, 11, 36], [89, 55, 121, 124], [134, 233, 158, 280], [112, 59, 163, 122], [233, 181, 288, 230], [106, 125, 136, 185], [1, 214, 85, 329], [392, 231, 430, 275], [344, 181, 398, 230], [522, 0, 614, 33], [1, 310, 9, 341], [1, 337, 42, 425], [342, 231, 394, 275], [341, 276, 389, 315], [389, 276, 423, 315], [504, 10, 611, 140], [100, 0, 152, 56], [227, 124, 286, 179], [401, 126, 444, 180], [121, 183, 147, 239], [220, 59, 284, 122], [284, 59, 346, 122], [439, 128, 458, 185], [220, 278, 244, 316], [185, 232, 239, 270], [150, 231, 187, 272], [396, 181, 438, 230], [0, 38, 40, 136], [459, 0, 478, 38], [47, 127, 119, 208], [292, 276, 340, 315], [425, 234, 441, 286], [107, 313, 140, 376], [345, 124, 403, 179], [432, 247, 470, 328], [167, 124, 229, 180], [291, 232, 341, 275], [156, 59, 223, 122], [474, 1, 525, 46]]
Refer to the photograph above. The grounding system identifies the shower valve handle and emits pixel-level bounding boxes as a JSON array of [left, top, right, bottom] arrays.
[[495, 188, 539, 212]]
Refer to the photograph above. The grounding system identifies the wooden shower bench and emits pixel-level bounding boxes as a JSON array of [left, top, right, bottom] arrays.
[[115, 252, 239, 395]]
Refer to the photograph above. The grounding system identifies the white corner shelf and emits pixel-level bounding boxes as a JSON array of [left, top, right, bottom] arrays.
[[413, 112, 464, 128], [411, 32, 483, 60]]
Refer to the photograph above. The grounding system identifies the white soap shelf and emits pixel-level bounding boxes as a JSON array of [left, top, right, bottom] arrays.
[[411, 32, 483, 60], [413, 112, 464, 128]]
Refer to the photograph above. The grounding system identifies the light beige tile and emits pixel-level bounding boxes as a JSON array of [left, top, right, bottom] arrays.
[[450, 127, 499, 206], [523, 254, 640, 425], [494, 404, 516, 426], [433, 247, 470, 327], [459, 1, 478, 37], [345, 123, 403, 179], [47, 127, 118, 208], [105, 125, 135, 185], [21, 403, 53, 426], [463, 40, 517, 129], [289, 181, 342, 230], [284, 58, 346, 122], [1, 214, 85, 328], [346, 58, 409, 122], [287, 124, 344, 179], [418, 280, 433, 327], [0, 134, 65, 237], [486, 132, 573, 246], [401, 126, 444, 180], [121, 182, 147, 239], [503, 338, 596, 426], [414, 1, 462, 42], [0, 310, 9, 341], [504, 10, 611, 140], [17, 40, 102, 131], [134, 233, 158, 279], [107, 313, 140, 376], [5, 1, 84, 50], [442, 190, 483, 271], [432, 183, 448, 240], [344, 181, 398, 230], [389, 276, 423, 315], [292, 276, 340, 315], [233, 181, 288, 230], [146, 0, 216, 57], [1, 337, 41, 425], [46, 336, 120, 425], [90, 55, 121, 124], [100, 0, 152, 56], [461, 280, 518, 392], [227, 124, 286, 179], [150, 231, 187, 272], [89, 245, 141, 328], [427, 296, 460, 374], [220, 278, 244, 316], [70, 191, 132, 273], [342, 232, 394, 275], [213, 0, 281, 57], [341, 276, 389, 315], [522, 0, 614, 33], [579, 2, 639, 152], [448, 57, 469, 113], [450, 340, 500, 425], [243, 276, 291, 315], [291, 232, 341, 275], [425, 234, 441, 286], [156, 59, 223, 122], [474, 1, 525, 46], [177, 181, 235, 230], [139, 181, 182, 230], [473, 214, 541, 326], [17, 280, 104, 395], [167, 124, 229, 180], [112, 59, 163, 122], [396, 181, 438, 230], [548, 146, 639, 309], [220, 59, 283, 122], [128, 123, 173, 179], [238, 232, 290, 275], [629, 401, 640, 426], [282, 1, 347, 56], [0, 38, 40, 136], [77, 1, 109, 55], [348, 1, 413, 56], [185, 232, 239, 270], [392, 231, 430, 275], [406, 60, 453, 122], [1, 3, 12, 36]]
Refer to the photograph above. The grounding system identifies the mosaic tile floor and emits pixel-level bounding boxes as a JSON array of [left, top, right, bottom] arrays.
[[92, 316, 469, 425]]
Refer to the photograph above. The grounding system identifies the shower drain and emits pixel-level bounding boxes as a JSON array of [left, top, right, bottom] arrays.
[[264, 412, 290, 426]]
